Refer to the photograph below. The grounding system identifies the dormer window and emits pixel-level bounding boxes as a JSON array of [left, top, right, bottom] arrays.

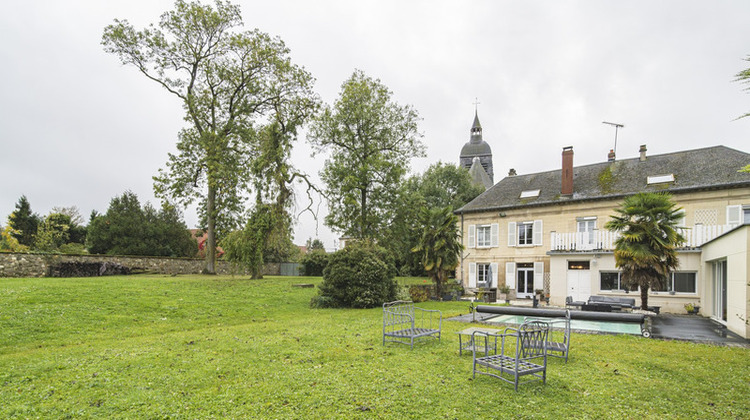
[[647, 174, 674, 185], [520, 189, 540, 199]]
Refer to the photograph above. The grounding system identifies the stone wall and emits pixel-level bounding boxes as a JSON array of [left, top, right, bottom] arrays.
[[0, 252, 281, 277]]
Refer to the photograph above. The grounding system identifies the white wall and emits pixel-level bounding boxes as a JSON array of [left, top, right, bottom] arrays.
[[702, 226, 750, 339], [549, 251, 705, 314]]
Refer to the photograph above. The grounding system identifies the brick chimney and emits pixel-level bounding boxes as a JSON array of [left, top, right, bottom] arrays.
[[639, 144, 647, 161], [562, 146, 574, 196]]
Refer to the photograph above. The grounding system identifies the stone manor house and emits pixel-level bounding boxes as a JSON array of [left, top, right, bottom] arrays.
[[455, 116, 750, 339]]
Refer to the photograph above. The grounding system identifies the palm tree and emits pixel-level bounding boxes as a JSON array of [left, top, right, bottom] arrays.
[[605, 192, 685, 310], [412, 206, 464, 298]]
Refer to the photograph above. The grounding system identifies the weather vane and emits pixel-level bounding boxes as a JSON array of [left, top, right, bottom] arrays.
[[602, 121, 624, 156]]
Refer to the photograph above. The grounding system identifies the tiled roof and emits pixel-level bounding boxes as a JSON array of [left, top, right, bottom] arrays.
[[457, 145, 750, 214]]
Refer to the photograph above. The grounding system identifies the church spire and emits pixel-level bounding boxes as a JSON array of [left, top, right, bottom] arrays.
[[470, 110, 482, 141], [460, 105, 494, 186]]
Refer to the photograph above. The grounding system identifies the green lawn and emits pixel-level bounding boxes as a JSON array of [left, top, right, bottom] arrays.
[[1, 275, 748, 419]]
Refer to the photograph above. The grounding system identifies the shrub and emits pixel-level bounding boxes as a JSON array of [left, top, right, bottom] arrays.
[[58, 243, 87, 255], [408, 285, 430, 303], [301, 251, 329, 276], [313, 242, 398, 308], [309, 295, 336, 309]]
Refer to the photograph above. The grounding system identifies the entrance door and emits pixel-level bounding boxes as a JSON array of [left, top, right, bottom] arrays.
[[517, 263, 534, 299], [713, 260, 727, 322], [566, 261, 591, 302]]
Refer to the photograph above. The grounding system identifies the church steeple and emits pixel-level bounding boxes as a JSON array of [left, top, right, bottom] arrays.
[[459, 108, 494, 187], [470, 111, 482, 141]]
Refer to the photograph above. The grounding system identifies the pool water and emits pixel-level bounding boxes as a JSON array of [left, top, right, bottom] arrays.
[[486, 314, 643, 335]]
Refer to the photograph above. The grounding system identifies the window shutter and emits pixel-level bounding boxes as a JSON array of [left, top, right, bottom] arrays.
[[505, 262, 516, 288], [490, 263, 498, 288], [468, 263, 477, 288], [507, 222, 517, 247], [727, 205, 742, 226], [533, 220, 543, 246], [490, 223, 499, 247], [468, 225, 476, 248], [533, 262, 544, 291]]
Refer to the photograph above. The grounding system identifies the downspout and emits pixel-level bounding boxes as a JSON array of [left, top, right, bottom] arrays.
[[460, 212, 465, 287]]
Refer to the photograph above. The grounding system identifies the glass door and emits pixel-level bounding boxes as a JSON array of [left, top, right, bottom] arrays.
[[577, 218, 597, 250], [517, 263, 534, 298], [713, 260, 727, 322]]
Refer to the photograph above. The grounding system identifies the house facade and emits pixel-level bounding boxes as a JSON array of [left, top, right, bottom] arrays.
[[456, 145, 750, 339]]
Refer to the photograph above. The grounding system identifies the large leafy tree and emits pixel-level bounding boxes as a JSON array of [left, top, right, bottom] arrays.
[[605, 192, 685, 310], [414, 162, 486, 210], [221, 94, 319, 278], [34, 213, 72, 253], [411, 206, 464, 297], [386, 162, 484, 275], [50, 206, 87, 245], [8, 195, 40, 247], [102, 0, 317, 273], [0, 225, 29, 252], [308, 70, 425, 240]]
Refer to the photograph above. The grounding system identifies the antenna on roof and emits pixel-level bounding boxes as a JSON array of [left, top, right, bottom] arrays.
[[602, 121, 624, 157]]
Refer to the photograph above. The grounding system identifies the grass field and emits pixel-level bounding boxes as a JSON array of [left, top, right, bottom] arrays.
[[1, 275, 748, 419]]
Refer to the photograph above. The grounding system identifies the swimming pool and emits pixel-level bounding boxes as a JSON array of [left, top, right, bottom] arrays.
[[486, 314, 643, 335]]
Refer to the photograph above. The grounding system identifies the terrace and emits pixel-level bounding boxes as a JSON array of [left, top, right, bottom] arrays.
[[549, 224, 733, 252]]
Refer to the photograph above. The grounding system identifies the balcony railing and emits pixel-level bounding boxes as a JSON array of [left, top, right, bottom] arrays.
[[549, 224, 733, 252]]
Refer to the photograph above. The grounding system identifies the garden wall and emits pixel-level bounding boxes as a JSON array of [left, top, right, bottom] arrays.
[[0, 252, 282, 277]]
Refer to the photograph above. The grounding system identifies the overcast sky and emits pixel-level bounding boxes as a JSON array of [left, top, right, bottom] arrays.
[[2, 0, 749, 250]]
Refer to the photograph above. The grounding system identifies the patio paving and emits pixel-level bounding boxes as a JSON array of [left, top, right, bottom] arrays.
[[650, 314, 748, 347], [449, 308, 749, 347]]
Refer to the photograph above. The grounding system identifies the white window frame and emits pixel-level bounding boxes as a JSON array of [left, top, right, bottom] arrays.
[[473, 224, 499, 248], [518, 221, 533, 246], [475, 262, 498, 288], [577, 217, 597, 243], [647, 174, 675, 185], [511, 220, 543, 247], [599, 271, 635, 292], [653, 272, 698, 294], [520, 189, 540, 199], [476, 225, 492, 248], [477, 263, 491, 287]]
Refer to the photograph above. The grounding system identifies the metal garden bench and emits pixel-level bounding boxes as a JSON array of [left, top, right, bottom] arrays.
[[525, 309, 571, 362], [472, 320, 550, 391], [382, 300, 442, 349]]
